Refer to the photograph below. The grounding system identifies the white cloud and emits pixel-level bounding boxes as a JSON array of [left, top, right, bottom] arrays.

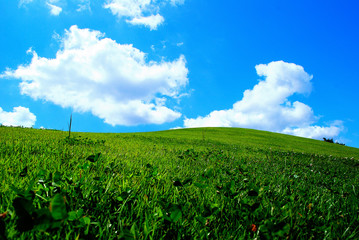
[[282, 122, 343, 140], [104, 0, 184, 30], [19, 0, 33, 7], [3, 25, 188, 126], [184, 61, 343, 140], [46, 2, 62, 16], [104, 0, 154, 17], [77, 0, 91, 12], [0, 106, 36, 127], [127, 14, 164, 30], [169, 0, 185, 6], [20, 0, 90, 14]]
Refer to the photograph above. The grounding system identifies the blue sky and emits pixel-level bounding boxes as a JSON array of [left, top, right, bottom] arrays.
[[1, 0, 359, 147]]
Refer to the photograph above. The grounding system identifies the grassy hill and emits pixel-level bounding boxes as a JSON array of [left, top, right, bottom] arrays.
[[0, 126, 358, 239], [141, 127, 359, 158]]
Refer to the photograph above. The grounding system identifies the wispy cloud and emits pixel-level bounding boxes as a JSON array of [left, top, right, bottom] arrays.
[[46, 2, 62, 16], [184, 61, 343, 140], [19, 0, 90, 14], [126, 14, 164, 30], [3, 26, 188, 126], [18, 0, 33, 7], [169, 0, 185, 6], [77, 0, 91, 12]]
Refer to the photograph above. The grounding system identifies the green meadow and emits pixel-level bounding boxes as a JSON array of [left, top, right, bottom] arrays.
[[0, 126, 358, 239]]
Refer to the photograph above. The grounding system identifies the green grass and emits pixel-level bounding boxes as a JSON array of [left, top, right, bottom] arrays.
[[0, 126, 358, 239]]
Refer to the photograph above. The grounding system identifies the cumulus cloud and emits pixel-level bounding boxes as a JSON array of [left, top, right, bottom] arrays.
[[282, 122, 344, 140], [46, 2, 62, 16], [0, 106, 36, 127], [104, 0, 184, 30], [3, 25, 188, 126], [184, 61, 342, 140]]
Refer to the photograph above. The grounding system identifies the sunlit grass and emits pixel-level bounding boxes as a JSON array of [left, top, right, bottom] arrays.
[[0, 126, 358, 239]]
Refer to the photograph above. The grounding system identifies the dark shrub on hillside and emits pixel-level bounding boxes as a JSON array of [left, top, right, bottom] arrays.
[[323, 138, 334, 143], [323, 137, 345, 146]]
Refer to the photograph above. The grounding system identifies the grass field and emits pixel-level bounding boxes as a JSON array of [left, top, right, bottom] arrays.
[[0, 126, 358, 239]]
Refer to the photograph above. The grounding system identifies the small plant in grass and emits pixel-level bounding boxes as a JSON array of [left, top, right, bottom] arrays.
[[68, 113, 72, 139]]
